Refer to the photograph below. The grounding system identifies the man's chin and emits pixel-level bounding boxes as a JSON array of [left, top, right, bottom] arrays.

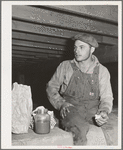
[[75, 58, 83, 62]]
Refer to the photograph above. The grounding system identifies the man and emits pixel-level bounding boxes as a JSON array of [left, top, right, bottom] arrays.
[[46, 33, 113, 145]]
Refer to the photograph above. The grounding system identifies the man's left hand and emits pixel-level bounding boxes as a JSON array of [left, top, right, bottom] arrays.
[[95, 111, 109, 126]]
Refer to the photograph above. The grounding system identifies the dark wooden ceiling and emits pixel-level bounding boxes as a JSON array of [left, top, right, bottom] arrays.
[[12, 5, 118, 69]]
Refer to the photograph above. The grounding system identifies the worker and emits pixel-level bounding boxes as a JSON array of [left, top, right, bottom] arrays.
[[46, 33, 113, 145]]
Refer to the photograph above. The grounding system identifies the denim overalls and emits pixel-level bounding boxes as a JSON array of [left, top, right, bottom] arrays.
[[60, 61, 100, 145]]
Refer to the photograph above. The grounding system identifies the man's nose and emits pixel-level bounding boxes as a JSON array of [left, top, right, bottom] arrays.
[[75, 48, 79, 53]]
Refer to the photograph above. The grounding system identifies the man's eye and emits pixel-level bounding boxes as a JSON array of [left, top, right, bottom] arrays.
[[80, 46, 83, 49]]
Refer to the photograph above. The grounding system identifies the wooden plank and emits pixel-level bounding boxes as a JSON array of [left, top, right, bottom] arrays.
[[13, 51, 61, 60], [12, 57, 26, 60], [12, 5, 118, 36], [13, 51, 64, 59], [12, 39, 65, 51], [42, 5, 118, 24], [13, 54, 48, 59], [12, 59, 45, 64], [12, 54, 35, 59], [13, 60, 38, 64], [12, 59, 26, 62], [12, 54, 46, 60], [12, 50, 50, 58], [12, 20, 118, 45], [13, 57, 59, 64], [13, 58, 45, 63], [12, 31, 67, 46], [12, 61, 25, 65], [102, 36, 118, 45], [12, 20, 101, 41], [12, 30, 118, 46], [12, 44, 118, 63], [35, 54, 62, 59], [48, 54, 63, 58], [12, 45, 64, 55]]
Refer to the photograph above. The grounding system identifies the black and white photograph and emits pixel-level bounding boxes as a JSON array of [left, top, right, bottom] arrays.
[[1, 1, 122, 149]]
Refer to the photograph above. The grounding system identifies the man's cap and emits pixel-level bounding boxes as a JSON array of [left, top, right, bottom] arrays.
[[72, 33, 99, 48]]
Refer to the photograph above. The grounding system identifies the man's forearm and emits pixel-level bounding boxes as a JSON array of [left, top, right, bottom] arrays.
[[46, 85, 65, 110], [98, 97, 113, 114]]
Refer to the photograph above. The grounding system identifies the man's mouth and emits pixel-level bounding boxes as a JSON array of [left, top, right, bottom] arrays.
[[75, 54, 81, 57]]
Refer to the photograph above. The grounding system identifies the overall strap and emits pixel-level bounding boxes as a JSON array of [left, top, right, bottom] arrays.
[[93, 64, 99, 75], [69, 61, 79, 71]]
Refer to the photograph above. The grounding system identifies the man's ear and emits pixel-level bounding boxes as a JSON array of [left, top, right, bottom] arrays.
[[91, 47, 95, 54]]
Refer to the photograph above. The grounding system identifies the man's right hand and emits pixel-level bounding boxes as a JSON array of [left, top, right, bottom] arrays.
[[60, 102, 74, 118], [95, 111, 109, 126]]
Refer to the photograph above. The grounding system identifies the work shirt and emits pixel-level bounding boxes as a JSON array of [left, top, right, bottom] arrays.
[[46, 55, 113, 114]]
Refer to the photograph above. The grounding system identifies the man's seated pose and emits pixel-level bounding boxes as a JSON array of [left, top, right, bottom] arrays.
[[46, 33, 114, 145]]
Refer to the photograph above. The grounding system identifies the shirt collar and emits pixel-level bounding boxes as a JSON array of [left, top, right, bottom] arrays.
[[72, 55, 99, 73]]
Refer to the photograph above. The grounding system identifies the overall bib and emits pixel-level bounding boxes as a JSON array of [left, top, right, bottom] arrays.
[[60, 61, 100, 145]]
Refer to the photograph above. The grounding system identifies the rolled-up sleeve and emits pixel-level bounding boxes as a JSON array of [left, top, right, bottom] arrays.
[[46, 62, 66, 110], [98, 65, 114, 114]]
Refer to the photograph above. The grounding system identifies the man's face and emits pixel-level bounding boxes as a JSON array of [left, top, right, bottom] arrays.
[[74, 40, 91, 62]]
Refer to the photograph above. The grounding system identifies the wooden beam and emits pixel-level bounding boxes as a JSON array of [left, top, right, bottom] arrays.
[[12, 44, 118, 63], [12, 45, 64, 55], [48, 54, 63, 58], [12, 60, 38, 64], [12, 54, 35, 59], [12, 57, 26, 60], [12, 50, 51, 58], [12, 59, 46, 64], [12, 39, 66, 51], [12, 20, 118, 45], [12, 31, 67, 46], [12, 20, 102, 41], [13, 31, 118, 46], [12, 5, 118, 37], [40, 5, 118, 24], [12, 20, 71, 39], [12, 59, 26, 62], [12, 62, 25, 66], [102, 36, 118, 45], [13, 54, 48, 60]]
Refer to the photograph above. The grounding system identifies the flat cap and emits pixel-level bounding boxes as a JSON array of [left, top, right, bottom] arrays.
[[72, 33, 99, 48]]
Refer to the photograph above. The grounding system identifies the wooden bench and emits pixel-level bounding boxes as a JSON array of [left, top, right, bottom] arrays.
[[12, 127, 73, 146]]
